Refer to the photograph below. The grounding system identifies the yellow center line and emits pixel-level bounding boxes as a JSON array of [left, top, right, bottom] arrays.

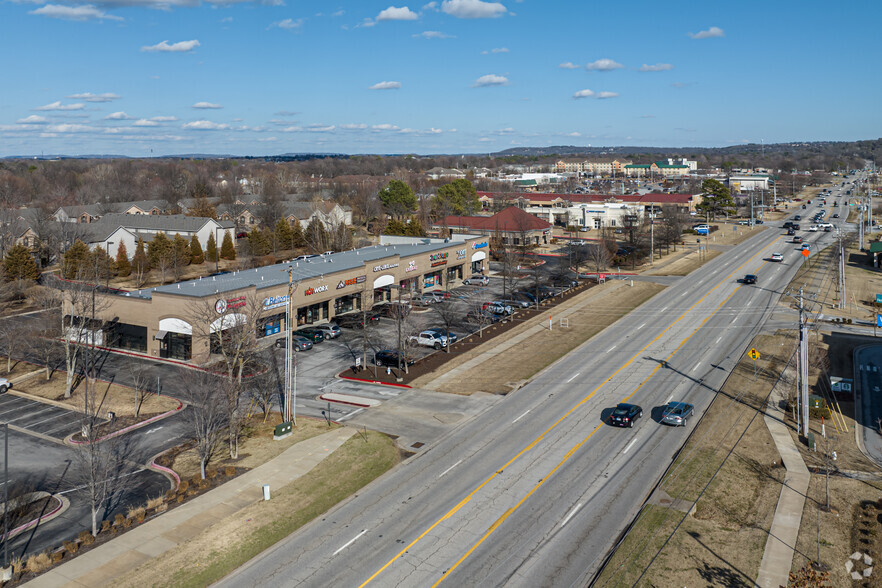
[[359, 235, 778, 588]]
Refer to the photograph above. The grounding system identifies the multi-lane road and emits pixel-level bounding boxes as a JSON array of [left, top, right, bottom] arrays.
[[218, 202, 850, 587]]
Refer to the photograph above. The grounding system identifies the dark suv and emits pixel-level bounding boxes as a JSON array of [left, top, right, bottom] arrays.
[[334, 312, 381, 329], [374, 350, 415, 367]]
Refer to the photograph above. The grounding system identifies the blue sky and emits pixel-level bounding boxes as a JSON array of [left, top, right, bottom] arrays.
[[1, 0, 879, 157]]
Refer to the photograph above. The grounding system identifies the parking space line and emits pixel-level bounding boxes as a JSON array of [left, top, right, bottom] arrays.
[[5, 406, 59, 424], [26, 410, 75, 428]]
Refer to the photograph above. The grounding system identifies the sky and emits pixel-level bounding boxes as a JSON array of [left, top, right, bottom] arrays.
[[1, 0, 880, 157]]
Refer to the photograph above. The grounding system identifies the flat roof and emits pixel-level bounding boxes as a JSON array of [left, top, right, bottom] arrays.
[[119, 239, 471, 300]]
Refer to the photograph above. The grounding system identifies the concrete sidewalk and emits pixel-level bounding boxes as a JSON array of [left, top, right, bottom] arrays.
[[756, 396, 810, 588], [26, 426, 356, 588]]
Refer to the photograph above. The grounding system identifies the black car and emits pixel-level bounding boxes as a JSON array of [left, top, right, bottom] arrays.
[[374, 350, 415, 368], [334, 312, 381, 329], [743, 274, 757, 284], [832, 213, 840, 218], [794, 214, 802, 220], [293, 328, 325, 343], [609, 403, 643, 427]]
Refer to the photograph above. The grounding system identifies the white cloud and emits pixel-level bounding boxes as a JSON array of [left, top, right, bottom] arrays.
[[596, 91, 619, 99], [339, 123, 368, 130], [376, 6, 418, 21], [29, 4, 123, 21], [192, 101, 223, 109], [369, 81, 402, 90], [133, 119, 160, 127], [640, 114, 655, 118], [414, 30, 453, 39], [494, 127, 515, 134], [141, 40, 201, 53], [442, 0, 506, 18], [16, 115, 48, 124], [257, 137, 278, 142], [355, 17, 376, 27], [567, 132, 582, 137], [150, 116, 178, 122], [305, 125, 335, 132], [423, 1, 438, 9], [271, 18, 303, 30], [332, 10, 344, 16], [34, 101, 85, 111], [572, 89, 595, 99], [558, 62, 580, 69], [689, 26, 724, 39], [183, 120, 230, 130], [481, 47, 509, 54], [46, 124, 93, 133], [67, 92, 121, 102], [372, 124, 400, 131], [105, 111, 133, 120], [585, 58, 624, 71], [472, 74, 508, 87], [639, 63, 674, 72]]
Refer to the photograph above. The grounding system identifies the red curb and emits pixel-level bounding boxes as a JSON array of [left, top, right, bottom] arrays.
[[68, 401, 184, 445], [148, 455, 181, 490], [3, 494, 64, 541], [318, 394, 373, 408], [337, 374, 412, 389]]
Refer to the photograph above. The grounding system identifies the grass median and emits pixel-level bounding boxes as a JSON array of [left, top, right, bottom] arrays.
[[116, 429, 400, 588]]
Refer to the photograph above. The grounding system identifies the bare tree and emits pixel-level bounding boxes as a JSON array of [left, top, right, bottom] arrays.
[[586, 243, 613, 274], [249, 351, 281, 423], [430, 300, 463, 354], [61, 281, 109, 398], [0, 320, 25, 375], [129, 363, 154, 419], [181, 370, 229, 479], [25, 311, 63, 381]]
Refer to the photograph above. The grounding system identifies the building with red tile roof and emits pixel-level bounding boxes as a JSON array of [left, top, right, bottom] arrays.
[[432, 206, 552, 246]]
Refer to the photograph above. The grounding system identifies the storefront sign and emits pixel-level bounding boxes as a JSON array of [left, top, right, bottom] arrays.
[[304, 285, 329, 296], [424, 276, 436, 287], [336, 275, 366, 289], [373, 262, 399, 272], [405, 260, 418, 273], [471, 241, 488, 249], [215, 295, 246, 314], [456, 249, 467, 260], [430, 252, 448, 267], [263, 294, 289, 310]]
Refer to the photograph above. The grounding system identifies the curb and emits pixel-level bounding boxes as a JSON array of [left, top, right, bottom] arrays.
[[67, 401, 185, 446], [146, 450, 181, 491], [2, 492, 69, 542], [337, 374, 412, 389], [318, 395, 374, 408]]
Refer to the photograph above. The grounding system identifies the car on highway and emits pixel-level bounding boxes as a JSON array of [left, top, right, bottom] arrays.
[[802, 243, 811, 251], [792, 235, 803, 243], [743, 274, 757, 284], [274, 335, 313, 351], [293, 328, 325, 343], [609, 403, 643, 428], [794, 214, 802, 220], [374, 350, 415, 368], [770, 252, 784, 262], [832, 213, 840, 218], [313, 323, 342, 339], [808, 225, 819, 232], [661, 402, 695, 426], [408, 330, 449, 350], [333, 312, 381, 329], [463, 274, 490, 286], [0, 378, 12, 393]]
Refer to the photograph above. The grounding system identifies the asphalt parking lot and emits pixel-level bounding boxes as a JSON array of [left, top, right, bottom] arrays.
[[0, 393, 96, 441]]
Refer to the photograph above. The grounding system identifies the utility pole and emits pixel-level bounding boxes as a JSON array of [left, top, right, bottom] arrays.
[[798, 288, 809, 437], [649, 209, 654, 265], [283, 268, 298, 424]]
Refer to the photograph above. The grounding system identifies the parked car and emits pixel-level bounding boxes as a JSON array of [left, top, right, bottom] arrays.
[[313, 323, 341, 339], [334, 312, 381, 329], [770, 252, 784, 262], [466, 309, 503, 324], [609, 403, 643, 428], [0, 378, 12, 393], [375, 302, 412, 319], [274, 335, 313, 351], [425, 328, 457, 344], [425, 290, 450, 303], [374, 350, 415, 367], [483, 301, 513, 315], [412, 294, 439, 306], [661, 402, 694, 426], [293, 328, 325, 343], [463, 274, 490, 286], [743, 274, 757, 284], [499, 296, 530, 309], [408, 330, 449, 350]]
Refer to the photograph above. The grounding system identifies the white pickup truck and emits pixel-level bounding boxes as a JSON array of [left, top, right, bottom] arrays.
[[408, 331, 449, 350], [0, 378, 12, 393]]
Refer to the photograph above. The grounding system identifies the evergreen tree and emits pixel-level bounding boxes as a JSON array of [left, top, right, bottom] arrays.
[[89, 246, 114, 281], [115, 242, 131, 277], [62, 240, 91, 279], [190, 235, 204, 264], [291, 220, 306, 248], [132, 237, 150, 285], [173, 234, 192, 274], [248, 227, 271, 257], [220, 230, 237, 260], [148, 232, 172, 268], [275, 219, 294, 251], [405, 217, 427, 237], [3, 244, 40, 281], [433, 179, 479, 215], [205, 232, 218, 263], [385, 218, 408, 235], [378, 180, 418, 219]]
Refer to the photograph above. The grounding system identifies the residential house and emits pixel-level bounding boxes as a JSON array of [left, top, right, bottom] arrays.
[[79, 214, 234, 260]]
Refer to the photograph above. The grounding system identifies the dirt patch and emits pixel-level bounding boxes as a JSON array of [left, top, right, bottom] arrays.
[[596, 333, 789, 586], [406, 281, 665, 395], [0, 357, 42, 380]]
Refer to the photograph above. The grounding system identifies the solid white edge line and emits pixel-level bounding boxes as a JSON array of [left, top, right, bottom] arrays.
[[560, 502, 583, 528], [438, 460, 463, 478], [333, 529, 368, 556], [336, 408, 365, 422], [512, 410, 531, 423], [622, 438, 637, 454], [665, 394, 673, 404], [566, 372, 581, 383]]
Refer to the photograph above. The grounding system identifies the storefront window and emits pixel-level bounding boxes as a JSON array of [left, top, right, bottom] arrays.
[[423, 271, 443, 289], [259, 315, 283, 338], [109, 323, 147, 353], [334, 293, 361, 316], [373, 286, 391, 305], [446, 265, 463, 284], [162, 333, 191, 360], [297, 300, 329, 325]]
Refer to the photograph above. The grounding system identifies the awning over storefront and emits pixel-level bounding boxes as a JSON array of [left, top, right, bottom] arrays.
[[159, 317, 193, 335], [154, 330, 168, 341], [471, 251, 486, 262], [373, 274, 395, 289]]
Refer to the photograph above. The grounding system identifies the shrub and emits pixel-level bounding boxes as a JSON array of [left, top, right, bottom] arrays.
[[809, 406, 831, 420], [165, 489, 177, 501], [155, 503, 168, 513], [127, 506, 146, 523], [63, 541, 78, 555], [206, 468, 218, 479], [177, 480, 189, 493], [101, 520, 111, 533], [50, 551, 63, 564], [78, 530, 95, 545], [225, 466, 237, 477], [114, 513, 126, 527], [25, 553, 52, 574], [176, 495, 184, 503], [146, 496, 164, 510]]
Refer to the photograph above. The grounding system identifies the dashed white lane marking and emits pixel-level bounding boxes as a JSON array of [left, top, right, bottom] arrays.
[[333, 529, 368, 556], [438, 460, 463, 478], [560, 503, 583, 528], [622, 438, 637, 454], [566, 372, 581, 383], [512, 410, 531, 423]]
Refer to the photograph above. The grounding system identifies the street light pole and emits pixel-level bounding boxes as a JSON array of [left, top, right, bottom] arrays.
[[106, 241, 114, 289], [283, 267, 298, 424], [214, 227, 221, 274]]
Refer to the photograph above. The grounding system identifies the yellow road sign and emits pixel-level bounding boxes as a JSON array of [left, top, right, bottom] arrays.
[[748, 348, 760, 361]]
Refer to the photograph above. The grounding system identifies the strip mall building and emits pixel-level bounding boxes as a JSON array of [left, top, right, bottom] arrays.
[[67, 235, 489, 363]]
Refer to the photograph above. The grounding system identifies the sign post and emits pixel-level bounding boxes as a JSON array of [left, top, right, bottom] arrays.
[[748, 348, 760, 381]]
